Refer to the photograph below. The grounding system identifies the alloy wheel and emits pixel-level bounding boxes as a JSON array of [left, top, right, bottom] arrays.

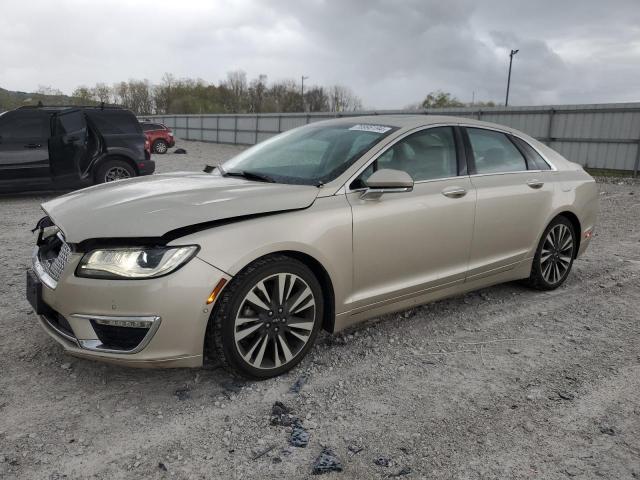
[[540, 223, 574, 284], [155, 141, 167, 153], [234, 273, 316, 370], [104, 166, 132, 182]]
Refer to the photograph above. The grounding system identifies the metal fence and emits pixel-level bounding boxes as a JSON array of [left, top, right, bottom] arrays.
[[145, 103, 640, 174]]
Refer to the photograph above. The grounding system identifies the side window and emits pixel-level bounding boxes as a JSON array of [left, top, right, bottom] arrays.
[[141, 123, 154, 131], [0, 112, 49, 140], [87, 111, 142, 134], [467, 128, 527, 174], [55, 111, 85, 135], [511, 136, 551, 170], [354, 127, 458, 186]]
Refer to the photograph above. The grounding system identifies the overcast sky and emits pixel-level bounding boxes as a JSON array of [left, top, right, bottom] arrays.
[[1, 0, 639, 108]]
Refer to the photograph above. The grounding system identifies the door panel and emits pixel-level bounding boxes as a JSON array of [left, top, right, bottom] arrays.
[[462, 126, 556, 279], [467, 171, 554, 278], [49, 110, 89, 183], [346, 176, 476, 309], [0, 111, 50, 180]]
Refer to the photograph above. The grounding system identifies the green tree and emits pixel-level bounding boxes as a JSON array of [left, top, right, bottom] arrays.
[[421, 90, 465, 109]]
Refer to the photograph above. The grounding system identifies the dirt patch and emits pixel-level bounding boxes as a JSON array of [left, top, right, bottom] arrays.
[[0, 140, 639, 479]]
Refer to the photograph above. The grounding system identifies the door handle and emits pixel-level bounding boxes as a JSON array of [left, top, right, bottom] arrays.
[[441, 186, 467, 198], [24, 143, 42, 149], [527, 179, 544, 189]]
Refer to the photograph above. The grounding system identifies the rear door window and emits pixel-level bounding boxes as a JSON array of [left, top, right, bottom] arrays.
[[511, 136, 551, 170], [466, 128, 528, 174]]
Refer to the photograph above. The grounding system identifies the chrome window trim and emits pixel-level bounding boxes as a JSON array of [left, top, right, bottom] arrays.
[[341, 122, 557, 194], [468, 169, 546, 178], [71, 314, 162, 354]]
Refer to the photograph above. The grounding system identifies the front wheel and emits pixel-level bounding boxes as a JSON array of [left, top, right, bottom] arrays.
[[526, 216, 576, 290], [206, 255, 323, 379]]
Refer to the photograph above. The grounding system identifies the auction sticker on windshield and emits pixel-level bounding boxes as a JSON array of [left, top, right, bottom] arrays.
[[349, 124, 392, 134]]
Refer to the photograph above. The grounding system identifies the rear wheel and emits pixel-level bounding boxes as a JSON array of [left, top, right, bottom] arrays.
[[526, 216, 576, 290], [95, 159, 136, 184], [206, 255, 323, 379], [153, 139, 168, 154]]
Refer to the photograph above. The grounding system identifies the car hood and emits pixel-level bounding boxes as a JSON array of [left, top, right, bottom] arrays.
[[42, 172, 320, 243]]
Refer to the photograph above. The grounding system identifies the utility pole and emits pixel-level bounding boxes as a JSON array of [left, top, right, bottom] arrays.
[[301, 75, 309, 112], [505, 49, 519, 106]]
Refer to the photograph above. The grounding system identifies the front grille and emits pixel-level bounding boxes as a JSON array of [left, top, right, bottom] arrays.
[[45, 241, 71, 281], [36, 233, 71, 283], [91, 322, 150, 351]]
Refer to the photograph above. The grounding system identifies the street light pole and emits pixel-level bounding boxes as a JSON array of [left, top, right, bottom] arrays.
[[505, 49, 519, 107], [301, 75, 309, 112]]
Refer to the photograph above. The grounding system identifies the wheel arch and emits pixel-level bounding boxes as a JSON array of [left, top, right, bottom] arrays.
[[277, 250, 336, 334], [93, 154, 139, 179], [554, 210, 582, 258], [227, 250, 336, 334]]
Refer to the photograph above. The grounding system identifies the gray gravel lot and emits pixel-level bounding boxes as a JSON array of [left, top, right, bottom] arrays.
[[0, 140, 639, 479]]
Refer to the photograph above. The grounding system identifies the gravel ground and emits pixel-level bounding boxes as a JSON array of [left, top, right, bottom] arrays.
[[0, 140, 639, 479]]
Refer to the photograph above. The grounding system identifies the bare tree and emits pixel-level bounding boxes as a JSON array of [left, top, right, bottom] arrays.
[[328, 85, 362, 112], [248, 74, 268, 113], [36, 85, 64, 96], [92, 83, 112, 104], [71, 86, 93, 103], [223, 70, 248, 112], [304, 86, 329, 112]]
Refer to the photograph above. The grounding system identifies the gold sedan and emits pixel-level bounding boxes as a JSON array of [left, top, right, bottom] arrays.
[[28, 116, 598, 378]]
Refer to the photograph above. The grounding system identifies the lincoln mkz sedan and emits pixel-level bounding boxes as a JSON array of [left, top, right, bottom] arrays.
[[27, 115, 598, 378]]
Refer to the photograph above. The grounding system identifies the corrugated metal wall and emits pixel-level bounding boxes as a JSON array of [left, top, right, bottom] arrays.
[[145, 103, 640, 174]]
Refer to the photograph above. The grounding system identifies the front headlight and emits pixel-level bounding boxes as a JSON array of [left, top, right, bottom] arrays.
[[76, 245, 199, 279]]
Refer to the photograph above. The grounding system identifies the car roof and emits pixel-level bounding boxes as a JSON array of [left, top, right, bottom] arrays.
[[324, 114, 516, 132]]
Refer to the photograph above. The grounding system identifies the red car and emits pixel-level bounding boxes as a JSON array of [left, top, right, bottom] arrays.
[[141, 122, 175, 154]]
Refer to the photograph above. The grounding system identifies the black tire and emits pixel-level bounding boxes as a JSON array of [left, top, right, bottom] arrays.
[[153, 139, 168, 154], [526, 216, 576, 290], [206, 254, 323, 379], [94, 159, 136, 184]]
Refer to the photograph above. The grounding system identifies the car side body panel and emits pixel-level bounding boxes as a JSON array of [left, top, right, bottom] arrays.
[[178, 194, 354, 319]]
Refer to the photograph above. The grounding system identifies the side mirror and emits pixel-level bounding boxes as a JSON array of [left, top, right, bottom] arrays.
[[360, 168, 414, 200]]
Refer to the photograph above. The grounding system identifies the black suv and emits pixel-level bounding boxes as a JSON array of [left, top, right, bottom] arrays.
[[0, 105, 154, 192]]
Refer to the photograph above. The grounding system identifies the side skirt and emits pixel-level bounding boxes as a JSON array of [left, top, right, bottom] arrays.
[[333, 258, 532, 333]]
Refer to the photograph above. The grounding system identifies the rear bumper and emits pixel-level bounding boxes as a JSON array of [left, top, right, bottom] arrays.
[[138, 158, 155, 176]]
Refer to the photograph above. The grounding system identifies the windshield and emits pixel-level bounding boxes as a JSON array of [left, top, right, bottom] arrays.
[[220, 123, 398, 185]]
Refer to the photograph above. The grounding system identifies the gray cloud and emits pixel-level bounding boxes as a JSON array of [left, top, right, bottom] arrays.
[[1, 0, 639, 108]]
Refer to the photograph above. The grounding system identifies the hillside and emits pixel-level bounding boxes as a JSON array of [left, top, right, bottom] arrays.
[[0, 87, 91, 111]]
